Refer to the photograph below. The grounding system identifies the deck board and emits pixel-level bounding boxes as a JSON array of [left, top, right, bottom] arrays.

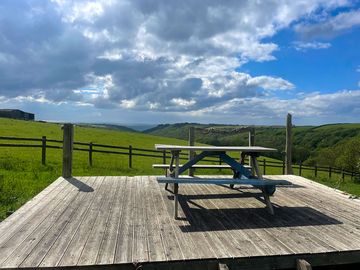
[[0, 177, 80, 267], [20, 176, 97, 267], [58, 176, 107, 266], [39, 176, 103, 267], [1, 175, 360, 269], [96, 176, 127, 265]]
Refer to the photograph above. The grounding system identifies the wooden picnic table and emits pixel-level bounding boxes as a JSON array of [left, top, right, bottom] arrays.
[[154, 144, 291, 218]]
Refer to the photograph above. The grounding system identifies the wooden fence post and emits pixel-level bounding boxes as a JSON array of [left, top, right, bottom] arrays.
[[188, 127, 195, 176], [129, 145, 132, 168], [342, 170, 345, 181], [263, 159, 266, 175], [282, 158, 285, 175], [329, 166, 332, 179], [314, 165, 317, 177], [89, 142, 93, 167], [62, 123, 74, 178], [285, 113, 294, 174], [41, 136, 46, 165], [299, 161, 302, 176]]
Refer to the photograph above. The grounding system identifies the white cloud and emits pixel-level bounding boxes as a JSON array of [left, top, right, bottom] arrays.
[[120, 99, 136, 109], [247, 76, 294, 90], [63, 2, 105, 23], [97, 50, 123, 61], [170, 98, 196, 107], [292, 41, 331, 51], [295, 9, 360, 39], [185, 89, 360, 123]]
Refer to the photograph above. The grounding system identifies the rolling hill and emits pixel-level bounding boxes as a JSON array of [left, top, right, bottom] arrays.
[[144, 122, 360, 166]]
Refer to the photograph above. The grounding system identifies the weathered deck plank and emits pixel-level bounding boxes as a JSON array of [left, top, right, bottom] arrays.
[[20, 177, 98, 267], [0, 177, 82, 267], [141, 176, 167, 262], [114, 176, 136, 263], [270, 177, 360, 250], [1, 175, 360, 270], [0, 177, 64, 235], [58, 176, 108, 266], [0, 177, 67, 246], [39, 176, 105, 267], [150, 177, 184, 261], [77, 176, 118, 265], [186, 183, 262, 258], [95, 176, 127, 265], [196, 182, 285, 256]]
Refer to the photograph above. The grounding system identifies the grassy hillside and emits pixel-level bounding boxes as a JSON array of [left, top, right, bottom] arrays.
[[77, 123, 137, 132], [0, 118, 192, 220], [145, 123, 360, 164]]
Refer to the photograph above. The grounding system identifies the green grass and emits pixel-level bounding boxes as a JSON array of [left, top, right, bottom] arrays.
[[0, 118, 194, 220], [0, 118, 359, 221]]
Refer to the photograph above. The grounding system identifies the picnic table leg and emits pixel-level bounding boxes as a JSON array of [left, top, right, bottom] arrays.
[[174, 183, 179, 219], [165, 151, 176, 191], [252, 156, 274, 215], [174, 151, 180, 219]]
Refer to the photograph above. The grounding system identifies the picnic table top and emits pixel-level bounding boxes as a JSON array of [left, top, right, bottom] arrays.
[[154, 144, 277, 152]]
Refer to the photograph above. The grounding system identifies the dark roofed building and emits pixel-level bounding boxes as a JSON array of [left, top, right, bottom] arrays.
[[0, 109, 35, 121]]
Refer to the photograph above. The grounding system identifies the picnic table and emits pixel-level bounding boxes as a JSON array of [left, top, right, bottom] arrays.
[[154, 144, 291, 218]]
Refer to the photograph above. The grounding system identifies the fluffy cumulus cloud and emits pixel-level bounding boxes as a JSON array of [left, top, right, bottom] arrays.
[[295, 8, 360, 39], [188, 90, 360, 124], [0, 0, 358, 121]]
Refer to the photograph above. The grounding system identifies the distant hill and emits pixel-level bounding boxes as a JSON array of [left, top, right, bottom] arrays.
[[144, 122, 360, 165], [124, 123, 157, 131], [77, 123, 137, 133], [77, 123, 157, 132]]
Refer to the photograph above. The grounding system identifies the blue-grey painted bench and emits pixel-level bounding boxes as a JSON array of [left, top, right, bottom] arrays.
[[157, 177, 291, 186], [153, 164, 252, 176]]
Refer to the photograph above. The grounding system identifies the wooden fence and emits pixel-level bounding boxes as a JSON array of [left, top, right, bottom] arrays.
[[0, 135, 359, 181]]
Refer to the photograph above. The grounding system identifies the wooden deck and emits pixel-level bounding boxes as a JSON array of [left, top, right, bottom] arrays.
[[1, 175, 360, 269]]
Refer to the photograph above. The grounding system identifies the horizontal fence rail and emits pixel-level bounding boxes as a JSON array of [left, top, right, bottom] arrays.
[[0, 135, 359, 180]]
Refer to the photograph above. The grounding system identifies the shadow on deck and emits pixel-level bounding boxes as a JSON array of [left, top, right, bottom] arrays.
[[65, 177, 94, 192], [168, 190, 342, 232]]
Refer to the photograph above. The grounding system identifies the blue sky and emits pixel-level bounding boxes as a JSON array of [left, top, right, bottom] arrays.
[[0, 0, 359, 125]]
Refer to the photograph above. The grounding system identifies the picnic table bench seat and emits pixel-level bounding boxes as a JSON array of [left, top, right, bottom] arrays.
[[156, 176, 291, 186]]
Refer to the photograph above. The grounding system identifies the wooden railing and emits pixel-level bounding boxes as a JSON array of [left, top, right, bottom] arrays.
[[0, 135, 219, 167], [0, 135, 359, 181]]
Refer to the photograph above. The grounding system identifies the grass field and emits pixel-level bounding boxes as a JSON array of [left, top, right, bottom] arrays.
[[0, 118, 358, 221]]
